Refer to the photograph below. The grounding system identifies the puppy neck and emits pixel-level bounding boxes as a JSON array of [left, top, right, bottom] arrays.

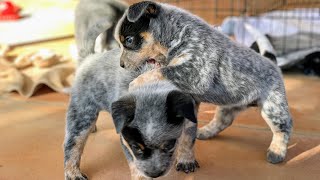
[[150, 3, 211, 62]]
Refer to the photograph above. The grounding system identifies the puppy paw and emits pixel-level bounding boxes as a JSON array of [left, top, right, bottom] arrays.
[[129, 69, 163, 91], [64, 168, 88, 180], [196, 127, 216, 140], [176, 160, 200, 173], [65, 172, 88, 180], [267, 149, 286, 164]]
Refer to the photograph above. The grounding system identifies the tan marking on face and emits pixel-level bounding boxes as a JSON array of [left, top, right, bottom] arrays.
[[139, 32, 167, 58], [121, 32, 168, 69], [120, 35, 125, 42], [146, 7, 156, 14], [129, 163, 152, 180], [140, 32, 151, 39], [121, 136, 137, 161], [137, 143, 145, 150], [121, 137, 151, 179]]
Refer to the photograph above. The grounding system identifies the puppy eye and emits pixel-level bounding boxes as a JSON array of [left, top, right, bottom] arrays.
[[176, 114, 184, 119], [162, 139, 177, 152], [131, 143, 144, 154], [125, 36, 134, 45]]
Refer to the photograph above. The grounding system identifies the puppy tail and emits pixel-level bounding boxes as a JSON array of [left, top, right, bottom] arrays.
[[78, 20, 113, 63]]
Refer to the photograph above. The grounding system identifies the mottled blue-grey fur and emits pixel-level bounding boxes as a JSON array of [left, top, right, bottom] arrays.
[[75, 0, 128, 58], [64, 22, 199, 180], [116, 1, 293, 165], [64, 48, 135, 180]]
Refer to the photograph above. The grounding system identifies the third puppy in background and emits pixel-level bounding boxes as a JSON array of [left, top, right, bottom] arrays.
[[75, 0, 128, 53]]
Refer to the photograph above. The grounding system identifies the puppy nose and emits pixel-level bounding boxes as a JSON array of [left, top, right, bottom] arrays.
[[146, 171, 165, 178]]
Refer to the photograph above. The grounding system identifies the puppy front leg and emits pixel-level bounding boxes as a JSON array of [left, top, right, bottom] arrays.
[[197, 106, 246, 140], [129, 69, 164, 91], [64, 98, 99, 180], [176, 121, 199, 173], [129, 55, 199, 91]]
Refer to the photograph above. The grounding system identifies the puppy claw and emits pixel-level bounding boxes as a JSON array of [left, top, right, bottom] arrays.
[[176, 160, 200, 174], [267, 149, 286, 164]]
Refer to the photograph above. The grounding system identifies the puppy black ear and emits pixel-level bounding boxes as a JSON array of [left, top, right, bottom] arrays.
[[127, 1, 159, 22], [111, 96, 136, 134], [166, 91, 197, 124]]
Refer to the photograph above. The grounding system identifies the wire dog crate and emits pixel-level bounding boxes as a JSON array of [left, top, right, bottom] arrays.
[[126, 0, 320, 24], [126, 0, 320, 72]]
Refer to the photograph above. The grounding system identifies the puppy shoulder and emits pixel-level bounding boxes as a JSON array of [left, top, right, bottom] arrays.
[[74, 48, 122, 87]]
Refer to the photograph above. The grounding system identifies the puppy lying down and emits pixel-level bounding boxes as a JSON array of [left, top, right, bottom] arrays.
[[64, 48, 199, 180]]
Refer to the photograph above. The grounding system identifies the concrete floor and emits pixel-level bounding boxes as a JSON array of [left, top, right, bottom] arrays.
[[0, 74, 320, 180]]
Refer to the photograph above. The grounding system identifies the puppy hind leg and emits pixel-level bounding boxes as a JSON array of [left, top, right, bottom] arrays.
[[64, 99, 99, 180], [197, 106, 245, 140], [176, 121, 199, 173], [260, 91, 292, 164]]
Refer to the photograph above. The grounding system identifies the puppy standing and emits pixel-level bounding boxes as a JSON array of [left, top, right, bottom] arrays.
[[75, 0, 128, 53], [64, 22, 200, 180], [115, 1, 293, 164]]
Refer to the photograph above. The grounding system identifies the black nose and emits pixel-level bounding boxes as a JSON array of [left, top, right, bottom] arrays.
[[145, 171, 165, 178], [120, 61, 125, 68]]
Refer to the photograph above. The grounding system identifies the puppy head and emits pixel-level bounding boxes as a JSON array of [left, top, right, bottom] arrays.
[[111, 90, 197, 178], [115, 1, 168, 70]]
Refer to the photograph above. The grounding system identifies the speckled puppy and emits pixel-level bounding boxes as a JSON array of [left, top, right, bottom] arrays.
[[64, 24, 199, 180], [75, 0, 128, 53], [115, 1, 293, 164]]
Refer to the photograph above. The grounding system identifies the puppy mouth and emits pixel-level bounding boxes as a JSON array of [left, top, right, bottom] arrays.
[[146, 58, 161, 68]]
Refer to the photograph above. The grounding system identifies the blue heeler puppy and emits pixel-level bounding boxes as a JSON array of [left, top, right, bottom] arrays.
[[75, 0, 128, 53], [115, 1, 293, 165], [64, 21, 199, 180]]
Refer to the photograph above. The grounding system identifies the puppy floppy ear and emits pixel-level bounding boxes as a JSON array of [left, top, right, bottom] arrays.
[[111, 96, 136, 134], [127, 1, 159, 22], [166, 91, 197, 124]]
